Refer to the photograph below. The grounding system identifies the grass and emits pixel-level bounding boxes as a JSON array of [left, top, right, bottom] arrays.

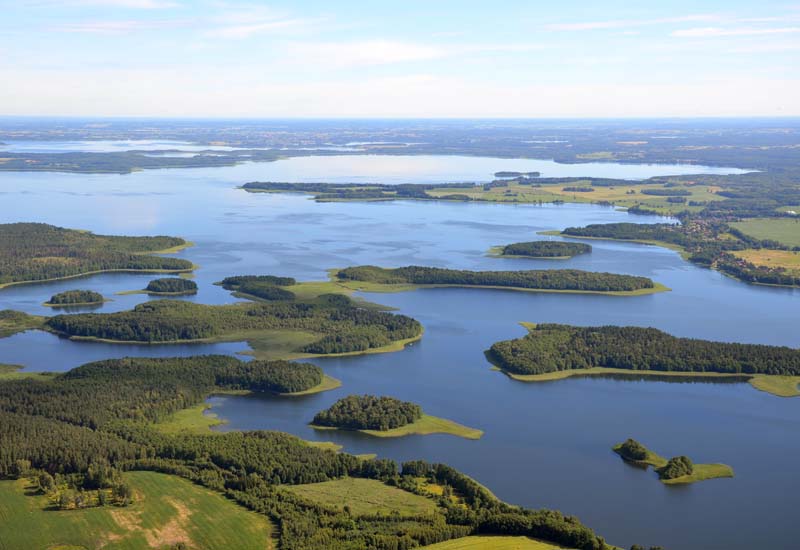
[[312, 413, 483, 440], [730, 218, 800, 248], [0, 471, 273, 550], [422, 536, 571, 550], [0, 311, 45, 338], [612, 443, 734, 485], [282, 477, 437, 516], [155, 402, 228, 435], [732, 249, 800, 274], [748, 375, 800, 397]]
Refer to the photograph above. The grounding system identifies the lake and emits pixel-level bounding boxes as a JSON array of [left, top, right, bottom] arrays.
[[0, 154, 796, 550]]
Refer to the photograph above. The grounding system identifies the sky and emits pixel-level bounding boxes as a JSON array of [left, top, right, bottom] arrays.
[[1, 0, 799, 118]]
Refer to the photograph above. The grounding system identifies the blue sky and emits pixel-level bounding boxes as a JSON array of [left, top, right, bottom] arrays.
[[1, 0, 799, 117]]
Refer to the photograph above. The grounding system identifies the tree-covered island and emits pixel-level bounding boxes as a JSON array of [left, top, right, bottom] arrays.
[[487, 323, 800, 397], [44, 289, 105, 307], [491, 241, 592, 259], [144, 277, 198, 295], [311, 395, 483, 439], [613, 438, 733, 484]]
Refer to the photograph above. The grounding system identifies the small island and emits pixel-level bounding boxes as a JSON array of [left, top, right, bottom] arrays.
[[43, 289, 105, 307], [487, 323, 800, 397], [335, 265, 665, 295], [218, 275, 296, 301], [145, 278, 198, 295], [491, 241, 592, 259], [215, 359, 339, 395], [311, 395, 482, 439], [613, 438, 733, 485]]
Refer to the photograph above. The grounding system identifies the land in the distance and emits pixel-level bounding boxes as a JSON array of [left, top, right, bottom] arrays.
[[487, 322, 800, 397], [489, 241, 592, 259]]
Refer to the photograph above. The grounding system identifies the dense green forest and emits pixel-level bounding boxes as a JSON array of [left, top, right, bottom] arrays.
[[337, 265, 655, 292], [657, 456, 694, 480], [0, 223, 193, 286], [218, 275, 296, 301], [312, 395, 423, 431], [499, 241, 591, 258], [46, 289, 104, 305], [0, 355, 614, 550], [560, 221, 800, 287], [44, 297, 421, 354], [145, 278, 198, 294], [488, 324, 800, 376]]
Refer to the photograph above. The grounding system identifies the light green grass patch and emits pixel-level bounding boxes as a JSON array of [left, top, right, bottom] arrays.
[[281, 374, 342, 396], [283, 477, 437, 516], [0, 471, 273, 550], [730, 218, 800, 248], [313, 413, 483, 440], [422, 535, 572, 549]]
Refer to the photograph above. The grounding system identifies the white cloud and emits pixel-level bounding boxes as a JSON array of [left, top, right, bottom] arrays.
[[2, 67, 798, 117], [205, 17, 319, 39], [55, 20, 162, 33], [33, 0, 179, 8], [672, 26, 800, 37], [283, 40, 546, 68], [546, 14, 719, 31]]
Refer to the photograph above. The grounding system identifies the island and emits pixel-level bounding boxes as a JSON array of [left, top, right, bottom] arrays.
[[43, 289, 105, 307], [217, 274, 297, 301], [0, 354, 611, 550], [41, 290, 423, 359], [335, 265, 666, 295], [613, 438, 734, 485], [490, 241, 592, 259], [0, 222, 194, 289], [311, 395, 483, 439], [487, 322, 800, 397], [145, 277, 198, 295]]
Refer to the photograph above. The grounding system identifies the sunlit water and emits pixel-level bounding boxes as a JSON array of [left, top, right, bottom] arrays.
[[0, 155, 796, 550]]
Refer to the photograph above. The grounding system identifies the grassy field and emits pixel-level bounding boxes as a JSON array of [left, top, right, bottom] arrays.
[[0, 311, 45, 338], [280, 374, 341, 395], [0, 363, 54, 382], [0, 471, 273, 550], [312, 413, 483, 440], [732, 249, 800, 274], [748, 375, 800, 397], [612, 443, 734, 485], [282, 477, 437, 516], [422, 535, 571, 549], [730, 218, 800, 247], [155, 402, 228, 435]]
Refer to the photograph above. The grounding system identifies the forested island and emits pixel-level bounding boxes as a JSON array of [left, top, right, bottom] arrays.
[[492, 241, 592, 259], [487, 323, 800, 397], [144, 277, 198, 295], [613, 439, 733, 485], [43, 294, 422, 357], [0, 354, 616, 550], [312, 395, 483, 439], [0, 223, 194, 288], [44, 289, 105, 307], [335, 265, 664, 295], [218, 274, 297, 301]]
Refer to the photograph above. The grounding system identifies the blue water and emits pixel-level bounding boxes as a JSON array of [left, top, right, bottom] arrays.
[[0, 155, 796, 550]]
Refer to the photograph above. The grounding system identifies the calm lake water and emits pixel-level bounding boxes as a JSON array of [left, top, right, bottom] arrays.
[[0, 155, 796, 550]]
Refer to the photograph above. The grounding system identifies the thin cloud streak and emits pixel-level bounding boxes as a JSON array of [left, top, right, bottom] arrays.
[[672, 26, 800, 37], [546, 14, 719, 31]]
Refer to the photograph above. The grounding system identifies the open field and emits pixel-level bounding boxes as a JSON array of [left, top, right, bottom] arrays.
[[733, 249, 800, 273], [730, 218, 800, 247], [0, 471, 273, 550], [155, 402, 228, 435], [282, 477, 437, 516], [422, 535, 571, 549]]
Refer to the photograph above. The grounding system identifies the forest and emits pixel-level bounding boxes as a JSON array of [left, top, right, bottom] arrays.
[[500, 241, 591, 258], [45, 289, 104, 305], [145, 278, 198, 294], [0, 355, 614, 550], [312, 395, 423, 431], [218, 275, 297, 301], [337, 265, 656, 292], [0, 223, 193, 286], [43, 296, 422, 354], [488, 323, 800, 376]]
